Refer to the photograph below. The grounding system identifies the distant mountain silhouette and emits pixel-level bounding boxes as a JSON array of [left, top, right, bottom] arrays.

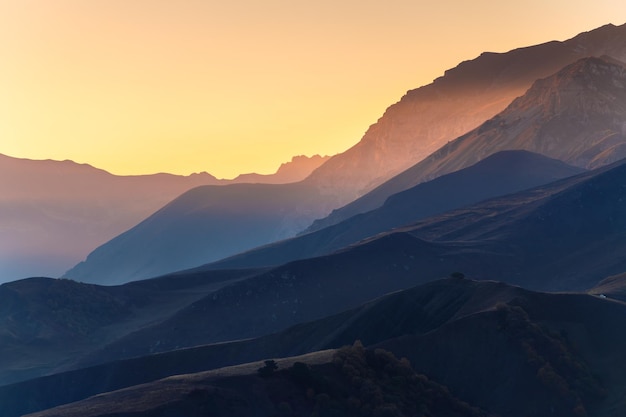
[[232, 154, 329, 184], [58, 151, 581, 285], [63, 182, 333, 284], [309, 55, 626, 231], [303, 23, 626, 206], [208, 151, 584, 270], [0, 153, 325, 282], [54, 145, 626, 382]]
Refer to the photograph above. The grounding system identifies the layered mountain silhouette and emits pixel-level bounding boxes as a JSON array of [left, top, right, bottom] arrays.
[[6, 22, 626, 417], [3, 158, 626, 415], [0, 153, 326, 282], [59, 156, 626, 369], [208, 150, 584, 270], [308, 55, 626, 231], [8, 23, 626, 284], [67, 54, 626, 285], [303, 23, 626, 205]]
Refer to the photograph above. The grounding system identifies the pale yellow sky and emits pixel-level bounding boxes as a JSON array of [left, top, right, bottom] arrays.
[[1, 1, 625, 178]]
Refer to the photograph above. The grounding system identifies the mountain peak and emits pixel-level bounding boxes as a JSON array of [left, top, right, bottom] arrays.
[[505, 55, 626, 123], [232, 154, 329, 184], [275, 154, 328, 176], [557, 55, 625, 77]]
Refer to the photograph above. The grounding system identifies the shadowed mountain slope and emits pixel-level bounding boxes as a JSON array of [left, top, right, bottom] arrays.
[[0, 267, 266, 386], [309, 55, 626, 231], [304, 23, 626, 206], [208, 151, 584, 270], [378, 287, 626, 417], [397, 157, 626, 291], [63, 182, 332, 285], [67, 233, 467, 366], [589, 272, 626, 302]]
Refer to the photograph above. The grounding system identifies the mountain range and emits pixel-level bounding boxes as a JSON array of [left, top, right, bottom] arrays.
[[3, 150, 623, 391], [0, 153, 327, 282], [303, 22, 626, 205], [56, 154, 626, 372], [308, 55, 626, 231], [4, 22, 626, 417], [207, 150, 584, 271], [8, 24, 626, 285]]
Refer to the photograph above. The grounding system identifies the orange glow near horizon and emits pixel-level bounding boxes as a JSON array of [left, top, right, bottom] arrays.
[[1, 1, 625, 178]]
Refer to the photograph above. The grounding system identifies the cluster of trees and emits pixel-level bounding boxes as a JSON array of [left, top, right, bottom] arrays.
[[257, 341, 483, 417]]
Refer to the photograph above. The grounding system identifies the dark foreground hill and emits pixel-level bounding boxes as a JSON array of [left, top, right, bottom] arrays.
[[378, 287, 625, 417], [24, 348, 484, 417], [0, 268, 266, 386], [7, 279, 626, 417], [309, 55, 626, 231], [209, 150, 584, 270], [0, 279, 519, 416]]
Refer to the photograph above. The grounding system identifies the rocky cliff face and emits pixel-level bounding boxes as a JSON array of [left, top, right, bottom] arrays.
[[425, 56, 626, 174], [308, 55, 626, 231], [304, 23, 626, 206]]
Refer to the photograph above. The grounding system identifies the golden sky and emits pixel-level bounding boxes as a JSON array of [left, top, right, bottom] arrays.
[[1, 0, 625, 178]]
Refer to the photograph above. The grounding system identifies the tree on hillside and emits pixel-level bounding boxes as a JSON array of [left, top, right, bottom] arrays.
[[258, 359, 278, 377]]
